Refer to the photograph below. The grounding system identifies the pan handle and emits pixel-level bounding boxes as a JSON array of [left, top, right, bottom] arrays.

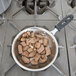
[[51, 14, 74, 35]]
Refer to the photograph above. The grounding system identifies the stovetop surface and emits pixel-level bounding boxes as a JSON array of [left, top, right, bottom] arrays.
[[0, 0, 76, 76]]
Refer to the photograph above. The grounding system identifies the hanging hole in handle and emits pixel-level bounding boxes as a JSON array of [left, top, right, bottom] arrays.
[[67, 17, 71, 20], [62, 21, 66, 25]]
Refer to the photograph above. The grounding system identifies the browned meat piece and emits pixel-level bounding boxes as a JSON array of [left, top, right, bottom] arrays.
[[34, 48, 37, 52], [22, 33, 28, 38], [39, 39, 43, 43], [27, 31, 31, 36], [34, 53, 40, 61], [22, 51, 29, 57], [39, 55, 47, 63], [43, 38, 48, 46], [23, 46, 29, 51], [22, 56, 30, 63], [29, 44, 34, 49], [29, 51, 36, 57], [36, 34, 44, 38], [20, 42, 26, 47], [29, 38, 36, 44], [26, 39, 30, 45], [27, 48, 33, 53], [31, 59, 38, 65], [18, 45, 23, 54], [21, 38, 26, 42], [45, 46, 51, 56], [37, 45, 44, 53], [41, 50, 46, 55], [31, 32, 35, 37], [35, 42, 41, 49]]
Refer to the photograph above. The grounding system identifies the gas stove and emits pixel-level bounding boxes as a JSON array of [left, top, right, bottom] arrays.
[[0, 0, 76, 76]]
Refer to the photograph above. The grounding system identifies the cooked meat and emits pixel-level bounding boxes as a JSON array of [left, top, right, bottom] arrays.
[[34, 48, 36, 51], [21, 38, 26, 42], [23, 46, 29, 51], [37, 45, 44, 53], [36, 34, 44, 38], [27, 31, 31, 36], [41, 50, 46, 55], [34, 53, 40, 61], [22, 50, 29, 56], [45, 46, 51, 56], [35, 42, 41, 49], [39, 55, 47, 63], [18, 45, 23, 54], [16, 31, 54, 66], [27, 48, 33, 53], [39, 39, 43, 43], [22, 33, 28, 38], [31, 32, 35, 37], [29, 44, 34, 49], [22, 56, 30, 63], [20, 42, 26, 47], [31, 59, 38, 65], [26, 39, 30, 45], [29, 38, 36, 44], [22, 51, 29, 57], [29, 51, 36, 57], [43, 38, 48, 46]]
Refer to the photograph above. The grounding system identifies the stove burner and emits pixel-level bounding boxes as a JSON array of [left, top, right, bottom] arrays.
[[22, 0, 50, 14], [68, 0, 76, 8]]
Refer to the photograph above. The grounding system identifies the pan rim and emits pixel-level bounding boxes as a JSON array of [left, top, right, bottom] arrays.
[[12, 27, 58, 71]]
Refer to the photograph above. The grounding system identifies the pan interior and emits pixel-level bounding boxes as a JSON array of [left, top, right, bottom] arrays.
[[14, 27, 56, 69]]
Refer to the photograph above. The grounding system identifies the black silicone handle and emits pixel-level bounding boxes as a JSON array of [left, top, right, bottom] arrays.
[[55, 14, 74, 31]]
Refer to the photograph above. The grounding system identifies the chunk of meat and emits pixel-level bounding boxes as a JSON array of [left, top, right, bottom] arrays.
[[18, 45, 23, 54], [45, 46, 51, 56], [29, 51, 36, 57], [20, 42, 26, 47], [23, 46, 29, 51], [26, 39, 30, 45], [37, 45, 44, 53], [27, 48, 33, 53], [29, 44, 34, 49], [39, 55, 47, 63], [21, 38, 26, 41], [34, 48, 36, 51], [35, 42, 41, 49], [31, 59, 38, 65], [31, 32, 35, 37], [34, 53, 40, 61], [36, 38, 40, 41], [41, 50, 46, 55], [22, 56, 30, 63], [22, 33, 28, 38], [43, 38, 48, 46], [39, 39, 43, 43], [22, 51, 29, 57], [29, 38, 36, 43], [36, 34, 44, 38], [27, 31, 31, 36]]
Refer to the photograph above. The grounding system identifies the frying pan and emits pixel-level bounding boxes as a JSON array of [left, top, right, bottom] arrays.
[[12, 14, 74, 72], [0, 0, 11, 14]]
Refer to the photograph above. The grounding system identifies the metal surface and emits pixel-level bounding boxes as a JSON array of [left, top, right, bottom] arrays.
[[1, 0, 76, 76], [61, 0, 76, 76], [0, 0, 12, 14], [0, 20, 69, 76]]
